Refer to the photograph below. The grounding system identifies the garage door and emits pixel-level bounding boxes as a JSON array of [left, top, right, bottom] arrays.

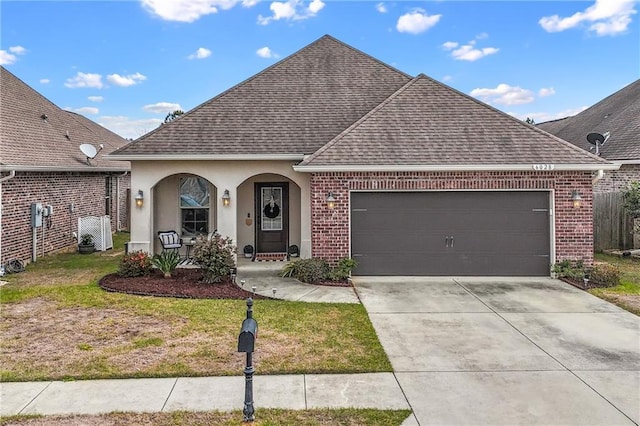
[[351, 191, 550, 276]]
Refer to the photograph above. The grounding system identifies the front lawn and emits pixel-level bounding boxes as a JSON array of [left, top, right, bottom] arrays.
[[0, 234, 391, 382], [590, 253, 640, 315]]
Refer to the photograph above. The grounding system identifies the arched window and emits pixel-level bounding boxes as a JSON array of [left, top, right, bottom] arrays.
[[180, 176, 210, 235]]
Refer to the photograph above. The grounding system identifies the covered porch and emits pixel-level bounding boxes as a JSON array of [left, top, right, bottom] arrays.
[[127, 160, 311, 259]]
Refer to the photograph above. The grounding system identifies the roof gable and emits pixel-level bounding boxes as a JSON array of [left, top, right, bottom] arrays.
[[111, 35, 411, 157], [299, 74, 611, 169], [1, 66, 129, 171], [538, 79, 640, 161]]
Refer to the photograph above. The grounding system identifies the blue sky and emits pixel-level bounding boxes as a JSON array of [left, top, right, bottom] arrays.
[[1, 0, 638, 139]]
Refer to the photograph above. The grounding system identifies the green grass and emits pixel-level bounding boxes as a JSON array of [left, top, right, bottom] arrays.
[[0, 233, 391, 382], [590, 253, 640, 314], [1, 409, 413, 426]]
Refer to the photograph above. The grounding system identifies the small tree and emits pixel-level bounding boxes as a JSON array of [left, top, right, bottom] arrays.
[[622, 181, 640, 217], [525, 117, 536, 125], [164, 109, 184, 124]]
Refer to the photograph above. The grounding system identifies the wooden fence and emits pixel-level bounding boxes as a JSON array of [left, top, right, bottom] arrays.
[[593, 192, 635, 251]]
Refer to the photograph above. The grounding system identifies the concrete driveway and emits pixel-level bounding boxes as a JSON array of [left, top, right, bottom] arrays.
[[353, 277, 640, 426]]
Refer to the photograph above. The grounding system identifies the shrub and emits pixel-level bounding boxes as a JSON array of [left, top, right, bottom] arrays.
[[622, 181, 640, 218], [589, 263, 621, 288], [281, 258, 357, 284], [152, 250, 181, 278], [191, 233, 236, 283], [329, 257, 358, 281], [281, 258, 330, 284], [552, 259, 585, 280], [80, 234, 93, 245], [118, 250, 153, 277]]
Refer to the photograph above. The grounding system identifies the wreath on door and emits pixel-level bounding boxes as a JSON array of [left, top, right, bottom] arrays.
[[263, 201, 280, 219]]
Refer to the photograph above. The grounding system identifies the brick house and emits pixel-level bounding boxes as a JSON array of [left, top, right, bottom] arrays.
[[0, 66, 130, 266], [538, 79, 639, 193], [108, 35, 616, 276], [539, 80, 639, 250]]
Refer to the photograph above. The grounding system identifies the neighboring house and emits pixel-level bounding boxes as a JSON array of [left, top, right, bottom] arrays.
[[538, 80, 639, 250], [0, 66, 130, 266], [108, 35, 617, 276], [538, 79, 640, 193]]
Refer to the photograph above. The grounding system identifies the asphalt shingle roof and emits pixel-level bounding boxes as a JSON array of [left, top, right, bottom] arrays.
[[300, 75, 610, 167], [1, 66, 129, 171], [538, 79, 640, 161], [110, 35, 411, 157]]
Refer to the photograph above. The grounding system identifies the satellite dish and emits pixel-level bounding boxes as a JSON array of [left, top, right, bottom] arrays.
[[80, 144, 98, 158], [586, 133, 605, 145]]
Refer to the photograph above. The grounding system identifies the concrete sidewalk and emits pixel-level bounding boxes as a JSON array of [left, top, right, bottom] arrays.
[[1, 373, 411, 417]]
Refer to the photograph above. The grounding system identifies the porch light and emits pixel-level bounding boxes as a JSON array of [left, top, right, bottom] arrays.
[[571, 190, 582, 209], [326, 191, 336, 209], [135, 190, 144, 208], [222, 189, 231, 206]]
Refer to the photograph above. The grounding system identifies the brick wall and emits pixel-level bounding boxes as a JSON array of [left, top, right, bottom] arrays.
[[1, 171, 130, 265], [593, 164, 640, 193], [310, 171, 594, 268]]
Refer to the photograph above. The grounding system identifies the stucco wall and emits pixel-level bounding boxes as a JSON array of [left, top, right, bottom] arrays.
[[1, 171, 130, 265], [310, 171, 594, 270], [594, 164, 640, 193], [128, 160, 310, 257]]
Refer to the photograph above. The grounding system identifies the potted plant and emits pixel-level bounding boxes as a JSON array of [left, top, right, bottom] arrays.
[[78, 233, 95, 254], [288, 244, 300, 257], [243, 244, 254, 258]]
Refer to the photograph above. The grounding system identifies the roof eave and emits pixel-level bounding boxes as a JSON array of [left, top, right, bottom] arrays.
[[104, 154, 306, 161], [0, 165, 130, 173], [293, 163, 621, 173]]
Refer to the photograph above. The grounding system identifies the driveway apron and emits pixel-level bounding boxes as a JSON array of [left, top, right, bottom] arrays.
[[354, 277, 640, 426]]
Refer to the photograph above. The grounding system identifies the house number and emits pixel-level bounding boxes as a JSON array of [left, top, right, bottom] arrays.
[[532, 164, 555, 171]]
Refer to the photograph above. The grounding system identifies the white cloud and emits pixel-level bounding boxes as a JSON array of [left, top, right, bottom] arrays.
[[442, 41, 458, 50], [396, 9, 441, 34], [88, 96, 104, 102], [514, 106, 589, 123], [9, 46, 27, 55], [539, 0, 636, 36], [40, 78, 50, 84], [242, 0, 259, 6], [258, 0, 325, 25], [143, 102, 182, 114], [141, 0, 245, 23], [98, 115, 164, 140], [0, 45, 27, 65], [188, 47, 212, 60], [65, 72, 104, 89], [443, 39, 499, 61], [538, 87, 556, 97], [475, 32, 489, 40], [75, 107, 100, 115], [106, 72, 146, 87], [442, 75, 453, 82], [376, 2, 387, 13], [470, 84, 536, 106], [256, 46, 279, 58]]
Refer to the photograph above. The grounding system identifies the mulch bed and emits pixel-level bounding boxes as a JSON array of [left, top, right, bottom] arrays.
[[99, 269, 268, 300]]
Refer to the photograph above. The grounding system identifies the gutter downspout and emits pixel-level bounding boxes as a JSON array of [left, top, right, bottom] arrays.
[[0, 170, 17, 271], [115, 171, 129, 232], [592, 170, 604, 185]]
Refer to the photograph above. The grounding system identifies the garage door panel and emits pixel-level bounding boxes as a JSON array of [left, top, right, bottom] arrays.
[[351, 191, 550, 276]]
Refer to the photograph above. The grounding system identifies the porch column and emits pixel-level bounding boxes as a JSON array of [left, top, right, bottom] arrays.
[[217, 186, 237, 244], [128, 178, 153, 254], [299, 179, 312, 258]]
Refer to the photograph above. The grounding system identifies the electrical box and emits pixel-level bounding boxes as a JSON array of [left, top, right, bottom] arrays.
[[46, 205, 53, 216], [30, 203, 43, 228]]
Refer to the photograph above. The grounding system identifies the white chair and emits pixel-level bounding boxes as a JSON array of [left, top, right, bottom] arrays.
[[157, 230, 183, 253]]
